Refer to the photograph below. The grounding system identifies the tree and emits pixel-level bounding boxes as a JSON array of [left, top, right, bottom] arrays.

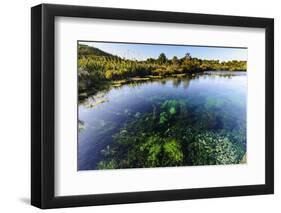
[[172, 56, 179, 66], [184, 52, 191, 60], [157, 53, 167, 64], [146, 58, 155, 63]]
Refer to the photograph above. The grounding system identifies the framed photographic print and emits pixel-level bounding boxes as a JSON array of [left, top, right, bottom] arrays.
[[31, 3, 274, 209]]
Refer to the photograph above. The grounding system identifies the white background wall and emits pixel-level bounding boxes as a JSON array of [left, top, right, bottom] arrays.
[[0, 0, 279, 212]]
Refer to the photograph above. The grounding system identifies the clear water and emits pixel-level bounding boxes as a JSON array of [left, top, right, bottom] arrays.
[[78, 71, 247, 170]]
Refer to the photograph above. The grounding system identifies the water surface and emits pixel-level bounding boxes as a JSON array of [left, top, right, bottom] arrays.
[[78, 71, 247, 170]]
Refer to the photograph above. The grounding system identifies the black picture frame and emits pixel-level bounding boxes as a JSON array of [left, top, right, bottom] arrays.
[[31, 3, 274, 209]]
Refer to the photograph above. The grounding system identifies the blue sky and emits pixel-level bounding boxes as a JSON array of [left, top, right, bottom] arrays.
[[79, 41, 247, 62]]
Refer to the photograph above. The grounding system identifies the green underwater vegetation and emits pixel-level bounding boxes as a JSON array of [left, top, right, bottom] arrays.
[[95, 98, 246, 169]]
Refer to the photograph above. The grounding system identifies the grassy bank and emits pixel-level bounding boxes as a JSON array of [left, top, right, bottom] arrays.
[[78, 44, 247, 101]]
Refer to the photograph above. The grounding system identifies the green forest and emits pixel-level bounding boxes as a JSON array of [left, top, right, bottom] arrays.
[[78, 44, 247, 101]]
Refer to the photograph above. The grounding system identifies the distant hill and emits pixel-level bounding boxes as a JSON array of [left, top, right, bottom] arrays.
[[78, 44, 120, 59]]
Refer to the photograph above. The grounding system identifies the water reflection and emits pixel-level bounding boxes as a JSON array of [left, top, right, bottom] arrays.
[[78, 71, 246, 170]]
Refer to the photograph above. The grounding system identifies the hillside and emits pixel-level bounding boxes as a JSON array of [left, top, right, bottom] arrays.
[[78, 44, 120, 59]]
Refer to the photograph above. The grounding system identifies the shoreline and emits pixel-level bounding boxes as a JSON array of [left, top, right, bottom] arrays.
[[79, 70, 246, 101]]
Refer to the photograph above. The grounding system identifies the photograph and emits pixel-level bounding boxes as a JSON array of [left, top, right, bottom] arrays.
[[29, 2, 276, 208], [30, 3, 274, 209], [78, 41, 247, 171]]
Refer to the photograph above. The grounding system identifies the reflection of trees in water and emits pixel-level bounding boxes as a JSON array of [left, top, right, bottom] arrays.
[[78, 72, 241, 134], [80, 76, 195, 109], [195, 73, 236, 82], [80, 90, 108, 109], [202, 71, 244, 79], [160, 79, 166, 85], [78, 120, 85, 132], [172, 78, 182, 88], [182, 78, 191, 89], [87, 73, 236, 107]]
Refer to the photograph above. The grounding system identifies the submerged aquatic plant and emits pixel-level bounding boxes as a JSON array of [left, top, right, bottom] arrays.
[[159, 112, 168, 124], [162, 139, 183, 165], [97, 159, 118, 169], [188, 132, 242, 165], [161, 99, 188, 115], [95, 98, 246, 169], [205, 97, 224, 109]]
